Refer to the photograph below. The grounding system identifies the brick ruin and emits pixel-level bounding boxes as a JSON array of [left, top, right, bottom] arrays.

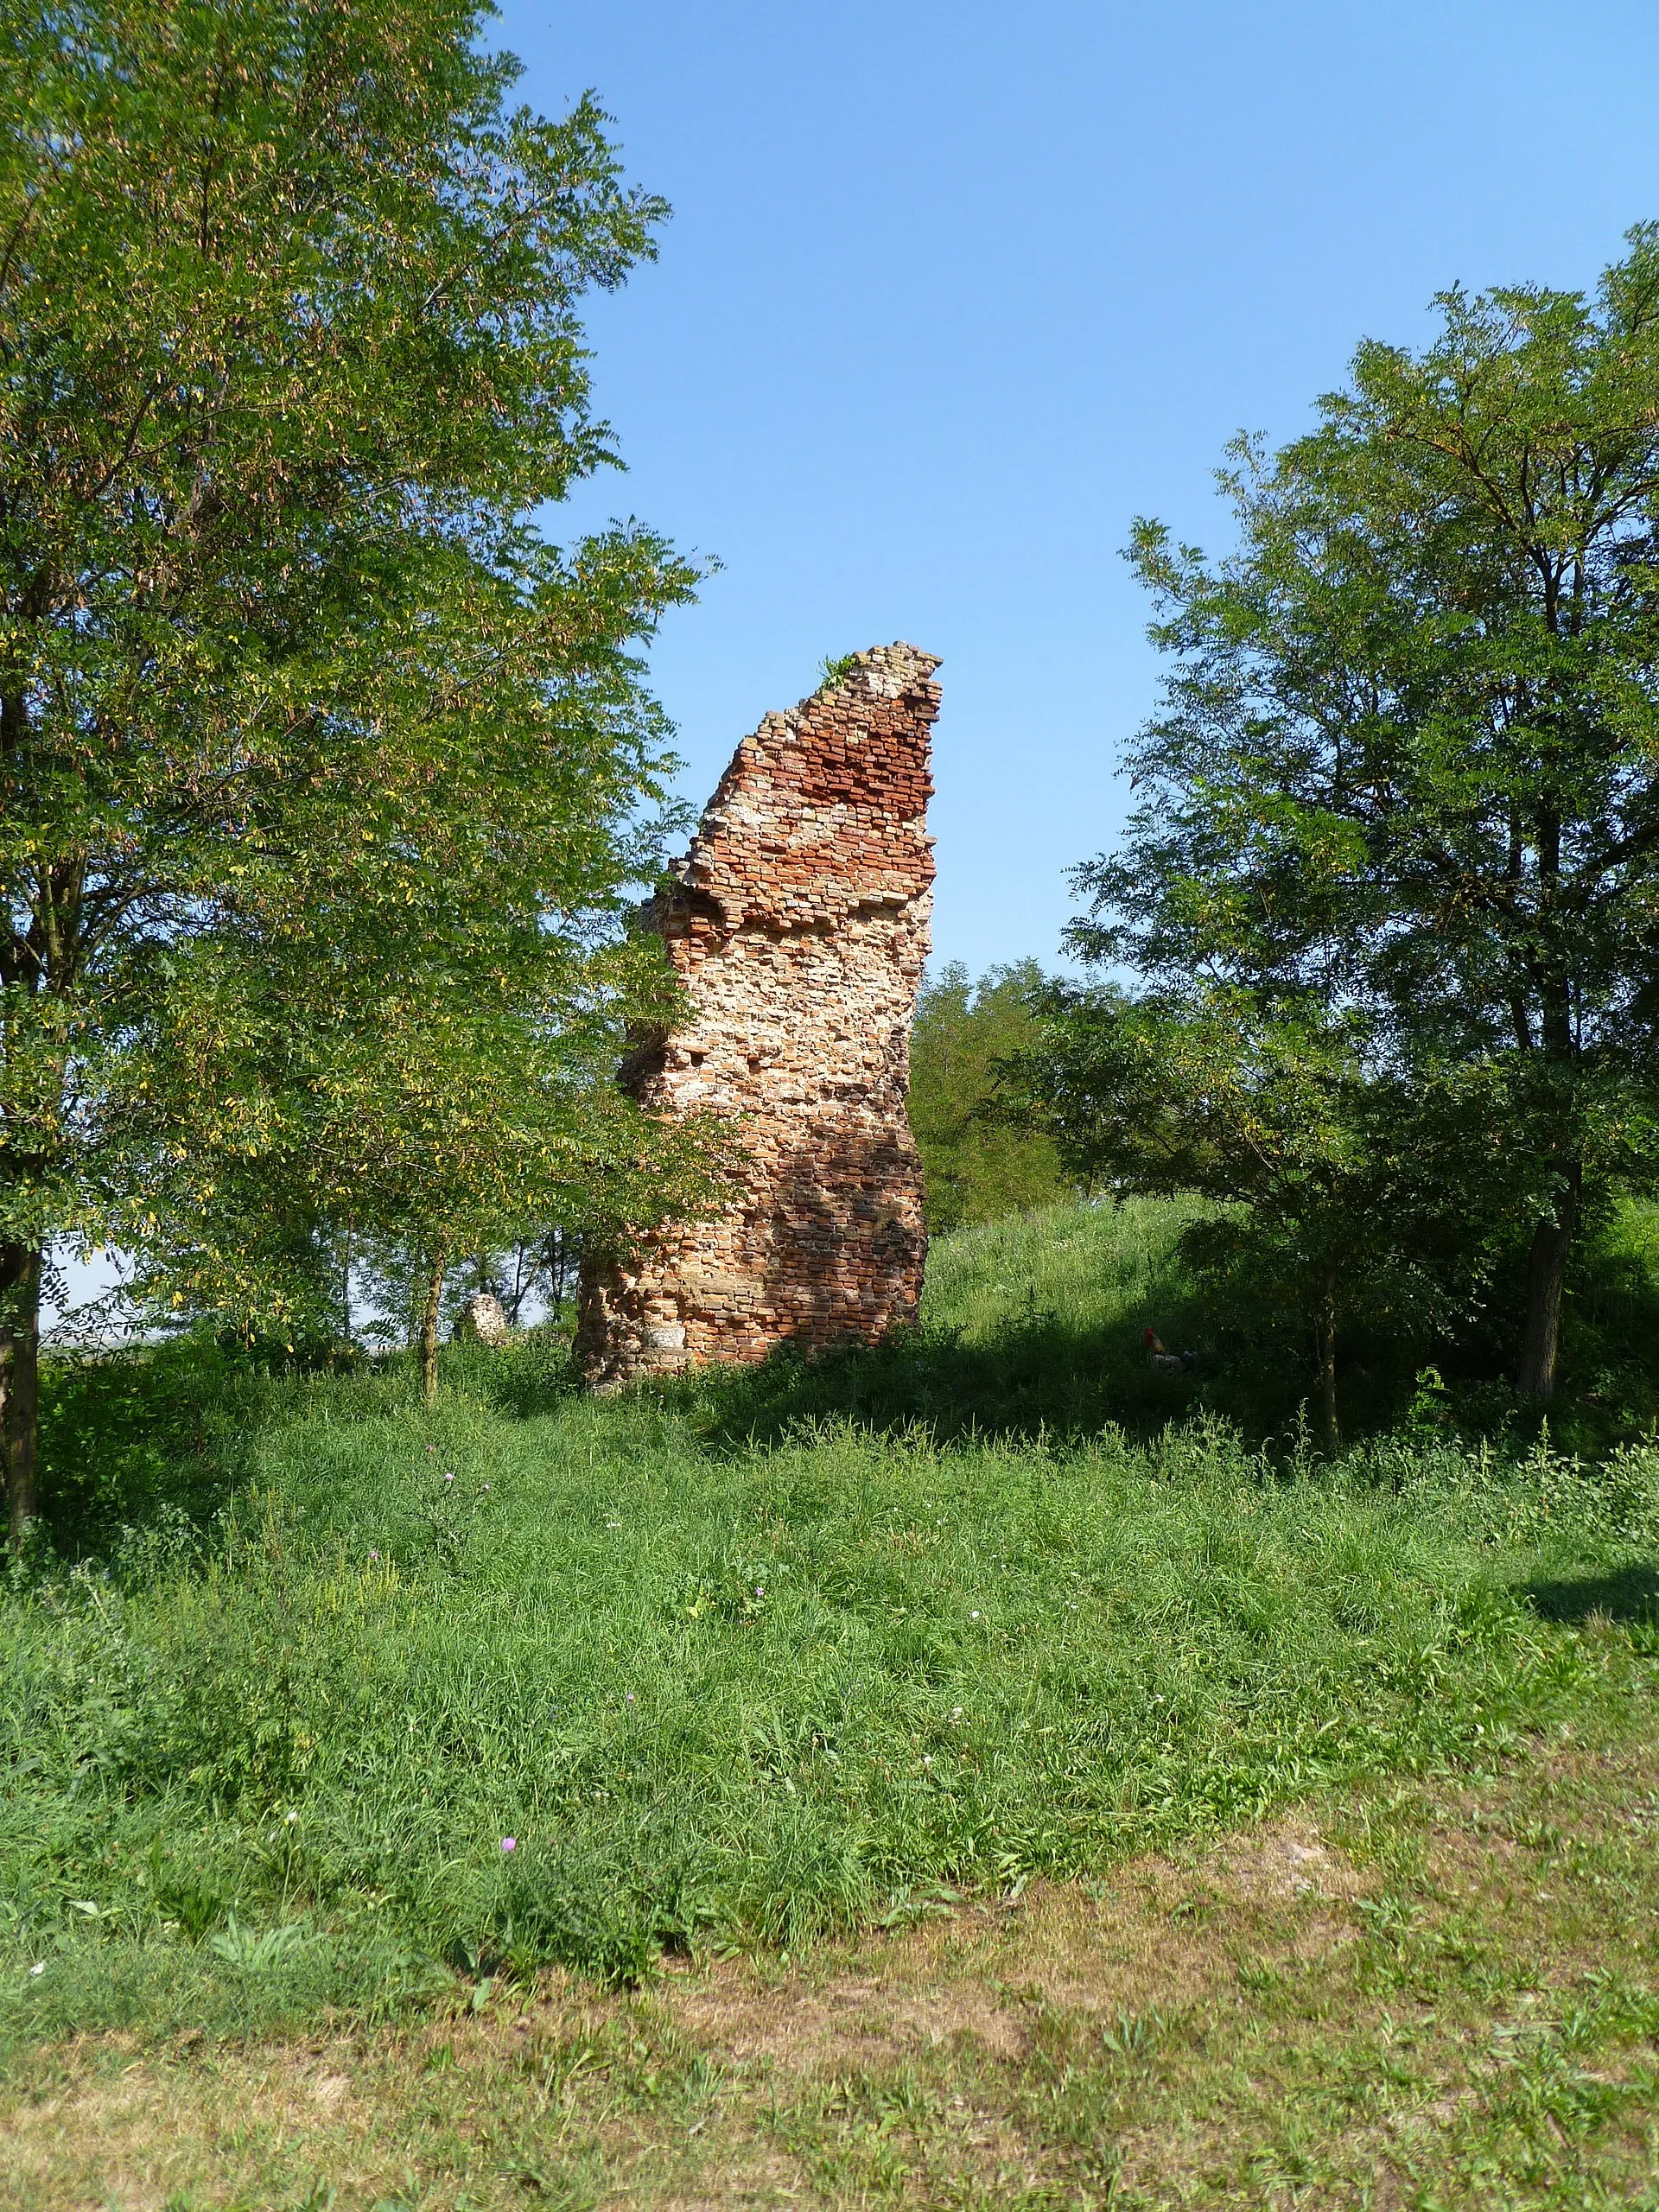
[[575, 642, 941, 1387]]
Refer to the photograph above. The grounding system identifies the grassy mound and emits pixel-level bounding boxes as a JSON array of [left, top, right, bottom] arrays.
[[4, 1198, 1659, 2048]]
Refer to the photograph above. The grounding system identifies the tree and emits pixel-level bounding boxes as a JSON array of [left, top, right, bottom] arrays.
[[126, 927, 729, 1403], [1008, 983, 1517, 1453], [1077, 231, 1659, 1401], [0, 1, 699, 1538], [907, 962, 1065, 1231]]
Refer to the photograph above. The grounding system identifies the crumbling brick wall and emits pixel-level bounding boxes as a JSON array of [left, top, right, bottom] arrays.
[[576, 643, 940, 1387]]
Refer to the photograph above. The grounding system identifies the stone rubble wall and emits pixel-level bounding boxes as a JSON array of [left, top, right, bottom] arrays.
[[454, 1292, 512, 1346], [576, 643, 940, 1387]]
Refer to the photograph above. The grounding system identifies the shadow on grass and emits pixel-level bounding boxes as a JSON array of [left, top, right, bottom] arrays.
[[677, 1306, 1230, 1452], [1522, 1562, 1659, 1628]]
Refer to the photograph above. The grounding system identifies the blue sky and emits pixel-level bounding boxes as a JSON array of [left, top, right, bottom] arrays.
[[501, 0, 1659, 975]]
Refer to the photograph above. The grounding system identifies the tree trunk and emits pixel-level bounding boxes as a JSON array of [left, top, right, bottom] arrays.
[[1, 1243, 43, 1550], [1315, 1277, 1340, 1461], [419, 1249, 446, 1411], [1517, 1163, 1580, 1402]]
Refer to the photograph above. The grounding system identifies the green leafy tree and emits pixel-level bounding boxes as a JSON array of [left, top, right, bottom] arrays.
[[907, 961, 1065, 1231], [1077, 230, 1659, 1401], [1010, 983, 1517, 1452], [0, 0, 701, 1537], [129, 938, 728, 1403]]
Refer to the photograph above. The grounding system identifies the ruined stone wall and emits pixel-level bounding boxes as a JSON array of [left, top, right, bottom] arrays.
[[575, 643, 940, 1387]]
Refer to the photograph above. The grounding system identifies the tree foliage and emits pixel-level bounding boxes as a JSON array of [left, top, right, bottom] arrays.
[[907, 961, 1065, 1232], [1009, 982, 1523, 1451], [1065, 228, 1659, 1407], [0, 0, 711, 1532]]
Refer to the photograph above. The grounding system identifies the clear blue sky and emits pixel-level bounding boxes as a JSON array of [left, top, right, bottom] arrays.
[[500, 0, 1659, 976]]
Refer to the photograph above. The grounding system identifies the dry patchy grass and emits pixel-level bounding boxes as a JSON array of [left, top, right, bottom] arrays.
[[9, 1694, 1659, 2211]]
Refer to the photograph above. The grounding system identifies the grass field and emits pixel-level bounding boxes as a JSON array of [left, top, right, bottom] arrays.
[[6, 1198, 1659, 2207]]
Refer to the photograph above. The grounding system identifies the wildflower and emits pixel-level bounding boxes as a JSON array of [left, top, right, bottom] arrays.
[[29, 1962, 44, 1977], [368, 1550, 379, 1561], [444, 1472, 454, 1484], [499, 1837, 517, 1853], [626, 1692, 635, 1703], [754, 1585, 765, 1597], [284, 1808, 299, 1825], [481, 1483, 491, 1492], [970, 1610, 981, 1619], [426, 1445, 436, 1453]]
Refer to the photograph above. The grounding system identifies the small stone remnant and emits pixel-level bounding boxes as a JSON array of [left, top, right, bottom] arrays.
[[454, 1291, 512, 1346], [576, 642, 941, 1387]]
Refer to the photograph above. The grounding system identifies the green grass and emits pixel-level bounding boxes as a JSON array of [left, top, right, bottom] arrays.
[[699, 1194, 1220, 1446], [5, 1199, 1659, 2069], [699, 1192, 1659, 1453]]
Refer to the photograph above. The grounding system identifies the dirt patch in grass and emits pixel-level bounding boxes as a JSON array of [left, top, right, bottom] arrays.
[[670, 1955, 1026, 2069], [1209, 1811, 1371, 1904], [7, 1737, 1659, 2209], [661, 1812, 1375, 2082]]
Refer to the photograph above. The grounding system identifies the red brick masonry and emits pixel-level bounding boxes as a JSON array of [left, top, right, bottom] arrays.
[[576, 644, 940, 1387]]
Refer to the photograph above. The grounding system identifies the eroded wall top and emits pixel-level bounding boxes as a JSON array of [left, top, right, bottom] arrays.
[[667, 641, 938, 934]]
